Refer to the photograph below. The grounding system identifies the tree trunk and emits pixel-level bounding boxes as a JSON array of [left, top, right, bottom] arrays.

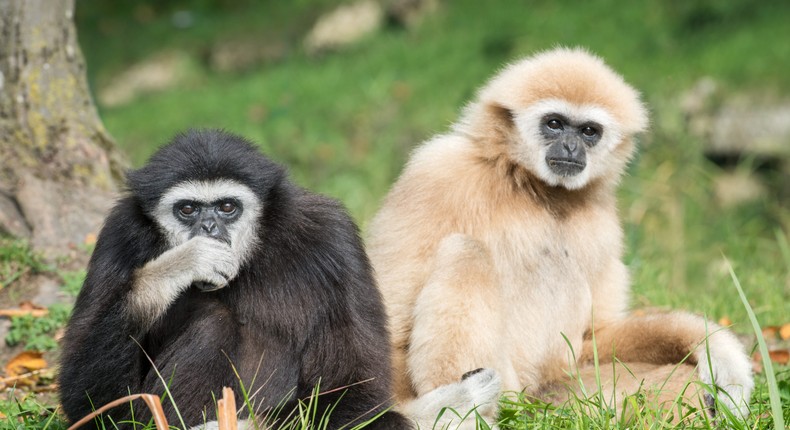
[[0, 0, 126, 256]]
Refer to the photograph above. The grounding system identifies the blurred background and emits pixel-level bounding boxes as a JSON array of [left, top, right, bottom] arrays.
[[74, 0, 790, 327]]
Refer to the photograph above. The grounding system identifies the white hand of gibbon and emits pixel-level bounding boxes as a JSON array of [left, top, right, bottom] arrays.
[[131, 236, 241, 326], [184, 236, 241, 289]]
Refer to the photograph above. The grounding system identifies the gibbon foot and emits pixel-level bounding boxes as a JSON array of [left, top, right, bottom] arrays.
[[402, 368, 501, 429]]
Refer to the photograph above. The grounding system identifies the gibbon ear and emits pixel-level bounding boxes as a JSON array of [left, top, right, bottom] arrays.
[[473, 102, 518, 154], [486, 102, 516, 129]]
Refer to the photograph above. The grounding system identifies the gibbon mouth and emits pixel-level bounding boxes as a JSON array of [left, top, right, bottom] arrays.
[[546, 157, 585, 176]]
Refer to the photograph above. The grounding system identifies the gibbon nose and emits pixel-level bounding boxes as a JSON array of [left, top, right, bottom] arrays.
[[201, 218, 218, 235], [562, 138, 579, 155]]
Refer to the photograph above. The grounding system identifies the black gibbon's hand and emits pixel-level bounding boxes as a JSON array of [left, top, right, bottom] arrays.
[[121, 229, 242, 329], [182, 235, 241, 291], [187, 235, 237, 292]]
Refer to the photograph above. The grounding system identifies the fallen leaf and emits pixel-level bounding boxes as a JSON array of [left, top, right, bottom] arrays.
[[2, 351, 48, 388], [780, 323, 790, 340], [18, 301, 46, 311], [5, 351, 47, 377], [762, 326, 780, 339], [84, 232, 98, 246], [718, 316, 732, 326], [32, 383, 58, 393], [768, 350, 790, 365], [753, 350, 790, 367]]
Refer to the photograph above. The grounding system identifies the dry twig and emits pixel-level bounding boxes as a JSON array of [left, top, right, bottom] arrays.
[[67, 393, 169, 430], [218, 386, 239, 430]]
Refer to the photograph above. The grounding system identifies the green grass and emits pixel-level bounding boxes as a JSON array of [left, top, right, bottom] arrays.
[[2, 269, 84, 351], [5, 304, 71, 352], [75, 0, 790, 326], [0, 238, 71, 351], [4, 0, 788, 428], [0, 237, 48, 289], [730, 262, 785, 429], [0, 389, 65, 430]]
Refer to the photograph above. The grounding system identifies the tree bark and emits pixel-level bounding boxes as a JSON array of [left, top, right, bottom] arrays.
[[0, 0, 126, 256]]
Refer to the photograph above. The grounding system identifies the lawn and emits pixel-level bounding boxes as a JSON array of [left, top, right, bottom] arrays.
[[2, 0, 788, 428], [78, 0, 790, 328]]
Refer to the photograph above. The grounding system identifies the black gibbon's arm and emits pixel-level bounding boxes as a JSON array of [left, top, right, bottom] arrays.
[[262, 192, 411, 429], [59, 199, 163, 421]]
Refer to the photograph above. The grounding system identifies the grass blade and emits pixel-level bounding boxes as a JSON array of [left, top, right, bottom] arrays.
[[726, 259, 785, 430], [776, 229, 790, 271]]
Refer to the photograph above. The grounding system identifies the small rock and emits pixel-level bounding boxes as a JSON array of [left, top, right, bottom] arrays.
[[207, 39, 288, 73], [712, 171, 767, 208], [98, 51, 193, 107], [0, 320, 10, 348], [708, 102, 790, 158], [0, 191, 32, 239], [31, 275, 67, 308], [682, 78, 790, 159], [304, 0, 385, 54]]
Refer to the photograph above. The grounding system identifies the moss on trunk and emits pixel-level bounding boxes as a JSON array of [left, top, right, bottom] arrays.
[[0, 0, 126, 256]]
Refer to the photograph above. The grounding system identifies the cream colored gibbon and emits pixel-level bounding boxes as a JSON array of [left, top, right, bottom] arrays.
[[368, 47, 753, 426]]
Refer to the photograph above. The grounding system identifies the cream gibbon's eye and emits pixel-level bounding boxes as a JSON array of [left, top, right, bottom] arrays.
[[547, 119, 563, 130], [581, 126, 597, 137]]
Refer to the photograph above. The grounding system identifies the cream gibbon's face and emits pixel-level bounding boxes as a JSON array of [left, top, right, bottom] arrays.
[[467, 48, 648, 191], [512, 98, 625, 191]]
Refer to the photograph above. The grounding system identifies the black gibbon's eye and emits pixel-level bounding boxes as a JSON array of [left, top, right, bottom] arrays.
[[547, 119, 563, 130], [219, 202, 236, 214], [179, 204, 196, 216], [581, 126, 597, 137]]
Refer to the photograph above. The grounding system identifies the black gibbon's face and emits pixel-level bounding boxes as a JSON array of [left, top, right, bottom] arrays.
[[512, 98, 625, 190], [153, 178, 263, 260], [173, 198, 243, 243]]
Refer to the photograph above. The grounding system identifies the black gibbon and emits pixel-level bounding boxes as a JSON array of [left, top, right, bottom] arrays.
[[59, 129, 412, 429]]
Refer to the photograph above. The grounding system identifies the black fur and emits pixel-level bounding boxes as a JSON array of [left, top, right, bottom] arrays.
[[59, 129, 411, 429]]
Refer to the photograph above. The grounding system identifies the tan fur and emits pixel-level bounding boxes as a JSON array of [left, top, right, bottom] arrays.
[[367, 47, 753, 424], [541, 362, 705, 422]]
